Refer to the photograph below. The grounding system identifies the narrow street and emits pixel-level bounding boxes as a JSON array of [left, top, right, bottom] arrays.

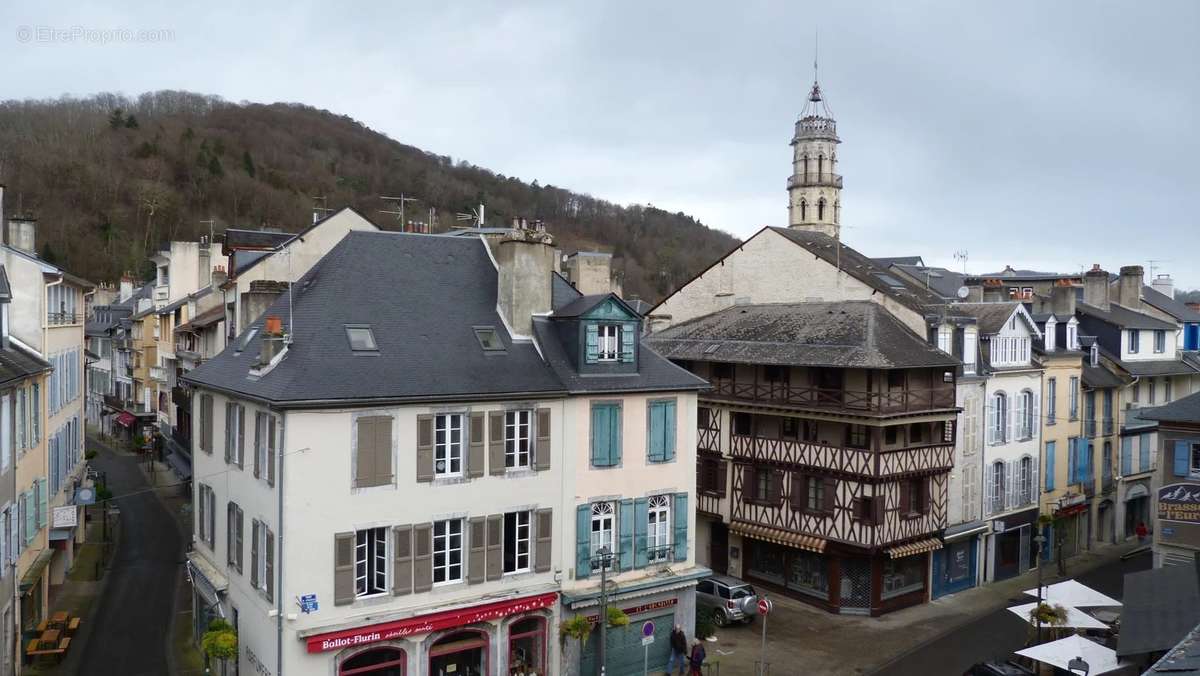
[[872, 550, 1152, 675], [78, 437, 185, 675]]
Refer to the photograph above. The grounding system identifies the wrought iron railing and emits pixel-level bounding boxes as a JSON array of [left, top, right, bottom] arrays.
[[47, 312, 82, 325], [708, 379, 955, 414]]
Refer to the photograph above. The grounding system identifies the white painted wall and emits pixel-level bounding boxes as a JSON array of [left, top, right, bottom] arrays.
[[1122, 328, 1178, 362]]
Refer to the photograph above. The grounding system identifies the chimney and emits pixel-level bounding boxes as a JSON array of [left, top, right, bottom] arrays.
[[210, 265, 228, 290], [240, 280, 289, 330], [562, 251, 616, 296], [495, 219, 555, 337], [6, 216, 37, 255], [1188, 302, 1200, 313], [1117, 265, 1143, 308], [1083, 264, 1110, 310], [1051, 280, 1077, 317], [119, 273, 135, 302], [258, 315, 285, 366], [1152, 273, 1175, 300]]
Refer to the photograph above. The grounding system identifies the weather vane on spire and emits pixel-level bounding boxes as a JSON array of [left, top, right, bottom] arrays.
[[809, 29, 824, 104]]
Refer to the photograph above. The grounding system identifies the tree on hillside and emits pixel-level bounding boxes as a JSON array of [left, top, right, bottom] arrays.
[[242, 150, 256, 178], [108, 109, 124, 129]]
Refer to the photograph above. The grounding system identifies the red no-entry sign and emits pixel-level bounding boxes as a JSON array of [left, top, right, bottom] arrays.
[[758, 598, 773, 616]]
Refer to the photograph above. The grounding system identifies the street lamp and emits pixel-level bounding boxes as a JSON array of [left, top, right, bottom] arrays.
[[593, 546, 615, 676], [1034, 532, 1047, 642], [1068, 656, 1090, 675]]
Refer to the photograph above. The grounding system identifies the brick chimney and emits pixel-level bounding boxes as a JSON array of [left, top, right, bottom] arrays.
[[1117, 265, 1143, 308], [258, 315, 286, 366], [210, 265, 228, 290], [1083, 264, 1110, 310], [495, 219, 555, 337]]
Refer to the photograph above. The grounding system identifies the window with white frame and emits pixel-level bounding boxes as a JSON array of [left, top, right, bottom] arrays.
[[1019, 390, 1035, 440], [354, 527, 388, 597], [505, 410, 532, 469], [1067, 323, 1078, 350], [1128, 330, 1140, 354], [647, 495, 671, 563], [503, 511, 531, 574], [989, 461, 1006, 514], [434, 414, 464, 477], [1069, 376, 1079, 420], [963, 328, 978, 374], [597, 324, 620, 361], [1019, 456, 1033, 505], [432, 519, 464, 584], [990, 392, 1008, 444], [1155, 330, 1166, 353], [590, 502, 616, 571], [937, 325, 952, 354], [1046, 378, 1057, 424]]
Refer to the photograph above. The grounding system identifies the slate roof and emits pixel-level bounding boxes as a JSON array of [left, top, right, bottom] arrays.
[[222, 228, 293, 252], [890, 264, 966, 300], [552, 293, 641, 319], [1139, 390, 1200, 425], [84, 321, 110, 337], [0, 343, 51, 388], [1082, 363, 1125, 389], [532, 318, 707, 394], [950, 302, 1028, 335], [627, 299, 652, 316], [551, 271, 582, 311], [233, 250, 269, 275], [1148, 622, 1200, 674], [768, 228, 946, 310], [1143, 286, 1200, 323], [1119, 564, 1200, 657], [1077, 302, 1178, 330], [645, 301, 960, 369], [873, 256, 925, 267], [176, 305, 225, 332], [0, 265, 10, 301]]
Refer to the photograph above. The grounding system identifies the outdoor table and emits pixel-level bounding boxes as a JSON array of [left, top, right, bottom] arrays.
[[50, 611, 68, 627], [39, 629, 60, 648]]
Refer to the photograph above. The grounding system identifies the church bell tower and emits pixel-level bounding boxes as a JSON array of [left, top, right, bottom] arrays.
[[787, 75, 842, 238]]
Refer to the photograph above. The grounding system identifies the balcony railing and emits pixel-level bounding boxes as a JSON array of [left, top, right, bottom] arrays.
[[149, 366, 168, 382], [47, 312, 82, 325], [1085, 419, 1097, 438], [1102, 419, 1114, 436], [787, 172, 844, 189], [708, 379, 956, 415], [729, 433, 954, 478]]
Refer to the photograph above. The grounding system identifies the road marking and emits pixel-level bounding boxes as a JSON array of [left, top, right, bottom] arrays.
[[717, 649, 736, 656]]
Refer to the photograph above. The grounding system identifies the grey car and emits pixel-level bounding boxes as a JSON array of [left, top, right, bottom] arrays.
[[696, 575, 759, 627]]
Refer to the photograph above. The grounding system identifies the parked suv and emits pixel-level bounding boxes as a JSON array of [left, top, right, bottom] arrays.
[[696, 575, 759, 627]]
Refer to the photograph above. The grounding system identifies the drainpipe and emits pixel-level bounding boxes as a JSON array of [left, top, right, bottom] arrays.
[[276, 412, 285, 675]]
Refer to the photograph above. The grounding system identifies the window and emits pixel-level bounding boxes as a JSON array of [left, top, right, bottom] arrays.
[[505, 411, 532, 469], [473, 326, 504, 351], [1128, 330, 1140, 354], [881, 555, 925, 600], [852, 497, 875, 522], [937, 325, 952, 354], [885, 426, 899, 445], [590, 403, 621, 467], [1149, 379, 1157, 405], [910, 423, 926, 444], [752, 469, 772, 503], [1192, 443, 1200, 475], [354, 528, 387, 597], [1046, 378, 1057, 424], [1154, 330, 1166, 353], [345, 325, 377, 352], [697, 407, 713, 430], [990, 392, 1008, 444], [432, 519, 464, 584], [256, 412, 278, 486], [1166, 379, 1173, 403], [904, 478, 926, 515], [1139, 433, 1151, 473], [805, 476, 823, 512], [1067, 323, 1078, 351], [252, 521, 274, 601], [225, 402, 244, 467], [1045, 441, 1056, 491], [845, 424, 869, 449], [589, 502, 616, 572], [340, 647, 407, 676], [503, 511, 531, 574], [597, 324, 620, 361], [508, 617, 545, 676], [732, 412, 752, 437], [1019, 456, 1033, 505], [964, 329, 978, 374], [1068, 377, 1079, 420], [197, 483, 215, 549], [434, 414, 464, 477], [227, 503, 244, 573], [989, 461, 1005, 514], [647, 399, 676, 463], [647, 495, 671, 563], [1019, 390, 1035, 440]]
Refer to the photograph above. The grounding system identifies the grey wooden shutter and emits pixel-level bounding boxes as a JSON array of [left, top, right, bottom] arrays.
[[393, 525, 412, 595], [253, 413, 262, 479], [899, 480, 911, 516], [227, 503, 235, 565], [235, 506, 244, 573], [872, 495, 884, 525], [333, 531, 355, 605], [534, 508, 552, 573], [922, 478, 931, 515], [534, 408, 551, 471], [790, 474, 804, 512], [355, 417, 375, 487], [468, 517, 486, 584], [823, 478, 837, 514], [376, 416, 393, 484], [237, 405, 246, 468], [769, 471, 784, 506], [266, 417, 276, 488], [485, 514, 503, 581], [224, 403, 232, 463], [416, 415, 434, 483], [251, 520, 260, 589], [468, 413, 485, 479], [412, 524, 432, 592], [585, 323, 599, 363], [488, 411, 505, 476], [201, 395, 213, 453], [621, 323, 635, 362], [265, 528, 275, 602]]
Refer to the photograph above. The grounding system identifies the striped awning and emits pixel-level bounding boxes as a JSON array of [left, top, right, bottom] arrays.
[[886, 537, 944, 559], [730, 521, 826, 553]]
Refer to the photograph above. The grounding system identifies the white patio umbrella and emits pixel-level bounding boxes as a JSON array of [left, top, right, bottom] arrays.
[[1023, 579, 1122, 607], [1006, 602, 1110, 630], [1015, 635, 1124, 674]]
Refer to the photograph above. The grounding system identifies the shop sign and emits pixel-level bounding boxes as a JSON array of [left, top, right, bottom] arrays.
[[585, 598, 677, 623], [51, 506, 77, 529], [305, 592, 557, 653], [1159, 483, 1200, 524]]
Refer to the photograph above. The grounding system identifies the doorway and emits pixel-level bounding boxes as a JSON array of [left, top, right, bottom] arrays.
[[839, 558, 872, 615], [710, 522, 729, 575]]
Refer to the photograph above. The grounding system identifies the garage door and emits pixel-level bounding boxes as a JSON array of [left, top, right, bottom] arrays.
[[580, 613, 672, 676]]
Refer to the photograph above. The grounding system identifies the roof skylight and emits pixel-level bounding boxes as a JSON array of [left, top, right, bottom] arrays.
[[473, 326, 505, 351], [345, 325, 378, 351]]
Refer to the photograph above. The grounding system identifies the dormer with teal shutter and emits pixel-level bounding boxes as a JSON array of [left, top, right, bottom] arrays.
[[549, 293, 642, 375]]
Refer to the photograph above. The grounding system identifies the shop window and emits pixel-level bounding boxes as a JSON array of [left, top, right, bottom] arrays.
[[430, 630, 487, 676], [340, 647, 406, 676], [881, 555, 925, 599], [786, 549, 828, 598], [747, 539, 786, 585], [508, 617, 546, 676]]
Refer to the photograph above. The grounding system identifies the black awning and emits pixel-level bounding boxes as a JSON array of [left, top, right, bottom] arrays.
[[1119, 563, 1200, 656]]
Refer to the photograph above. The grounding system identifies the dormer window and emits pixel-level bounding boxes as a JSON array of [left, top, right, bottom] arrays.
[[597, 324, 620, 362], [1090, 344, 1099, 367], [345, 325, 377, 352]]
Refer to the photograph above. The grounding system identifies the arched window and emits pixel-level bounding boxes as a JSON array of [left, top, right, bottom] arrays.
[[817, 198, 826, 221], [1019, 455, 1033, 505], [799, 199, 807, 221], [817, 154, 825, 176], [430, 630, 487, 676], [990, 460, 1006, 514], [834, 200, 840, 224], [801, 154, 809, 179], [1019, 390, 1035, 440], [990, 392, 1008, 444], [341, 647, 406, 676], [509, 617, 547, 675]]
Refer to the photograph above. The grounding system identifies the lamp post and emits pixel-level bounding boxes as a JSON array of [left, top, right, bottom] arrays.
[[1034, 532, 1047, 642], [595, 546, 614, 676]]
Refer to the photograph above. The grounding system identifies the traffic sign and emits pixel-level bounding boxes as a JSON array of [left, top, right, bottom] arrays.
[[642, 620, 656, 637], [642, 635, 654, 646], [758, 598, 774, 616]]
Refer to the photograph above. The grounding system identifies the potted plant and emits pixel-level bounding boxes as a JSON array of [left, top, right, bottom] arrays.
[[201, 618, 238, 674]]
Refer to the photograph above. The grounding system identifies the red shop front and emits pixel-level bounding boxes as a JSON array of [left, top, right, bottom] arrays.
[[306, 592, 557, 676]]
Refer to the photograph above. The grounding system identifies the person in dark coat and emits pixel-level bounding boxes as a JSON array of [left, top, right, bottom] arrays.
[[689, 638, 707, 676], [666, 625, 688, 675]]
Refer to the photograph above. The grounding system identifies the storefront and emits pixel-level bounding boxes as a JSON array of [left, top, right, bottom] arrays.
[[931, 523, 985, 598], [186, 552, 229, 645], [19, 550, 52, 635], [305, 592, 557, 676], [987, 507, 1039, 582], [1124, 481, 1151, 539]]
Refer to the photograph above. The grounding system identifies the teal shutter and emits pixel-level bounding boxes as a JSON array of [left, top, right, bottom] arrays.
[[663, 400, 676, 462], [610, 405, 622, 466], [1121, 437, 1133, 476], [591, 405, 610, 467], [1045, 442, 1055, 491], [37, 479, 47, 528], [673, 493, 689, 562], [648, 403, 665, 463], [620, 324, 635, 363], [618, 499, 634, 571], [585, 324, 599, 364], [1139, 433, 1151, 472], [633, 498, 649, 568], [1174, 440, 1190, 477], [575, 504, 591, 579], [24, 492, 34, 545]]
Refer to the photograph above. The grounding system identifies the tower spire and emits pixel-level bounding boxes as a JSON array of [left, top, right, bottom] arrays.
[[787, 41, 842, 238]]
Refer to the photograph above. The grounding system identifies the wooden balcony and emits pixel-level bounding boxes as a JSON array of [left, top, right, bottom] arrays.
[[707, 379, 955, 416], [729, 434, 953, 478]]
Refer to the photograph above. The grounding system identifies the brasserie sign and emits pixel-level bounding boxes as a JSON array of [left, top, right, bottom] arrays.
[[1159, 483, 1200, 524]]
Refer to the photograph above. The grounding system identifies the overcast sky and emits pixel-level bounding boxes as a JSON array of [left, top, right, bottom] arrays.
[[4, 1, 1198, 288]]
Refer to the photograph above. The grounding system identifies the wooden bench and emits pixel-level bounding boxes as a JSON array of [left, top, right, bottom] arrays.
[[67, 617, 80, 634], [24, 637, 69, 664]]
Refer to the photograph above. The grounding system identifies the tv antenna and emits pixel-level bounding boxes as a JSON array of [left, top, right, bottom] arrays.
[[380, 194, 420, 228], [455, 203, 486, 228], [1147, 259, 1170, 280], [953, 250, 969, 274], [310, 196, 334, 224], [199, 218, 215, 244]]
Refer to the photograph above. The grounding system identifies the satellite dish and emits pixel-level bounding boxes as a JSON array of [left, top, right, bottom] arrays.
[[956, 286, 970, 299]]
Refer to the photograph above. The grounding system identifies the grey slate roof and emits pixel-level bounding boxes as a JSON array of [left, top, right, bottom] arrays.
[[889, 264, 966, 300], [950, 302, 1026, 335], [1078, 302, 1178, 330], [627, 299, 652, 316], [532, 318, 707, 394], [233, 250, 269, 274], [769, 228, 947, 310], [1148, 622, 1200, 674], [1143, 286, 1200, 323], [1140, 390, 1200, 425], [551, 271, 582, 311], [0, 343, 51, 388], [222, 228, 293, 251], [646, 301, 960, 369], [184, 231, 567, 405], [1082, 363, 1125, 389], [873, 256, 925, 267], [552, 293, 641, 319], [0, 265, 10, 301], [1118, 564, 1200, 657]]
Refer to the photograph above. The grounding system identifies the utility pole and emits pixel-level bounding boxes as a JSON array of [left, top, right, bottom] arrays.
[[595, 546, 614, 676], [380, 194, 420, 230]]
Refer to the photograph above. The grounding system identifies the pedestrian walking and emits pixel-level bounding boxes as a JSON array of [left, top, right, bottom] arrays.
[[666, 625, 689, 675], [689, 638, 707, 676], [1136, 521, 1149, 543]]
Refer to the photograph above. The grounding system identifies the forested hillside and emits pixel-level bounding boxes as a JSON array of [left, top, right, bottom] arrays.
[[0, 91, 736, 301]]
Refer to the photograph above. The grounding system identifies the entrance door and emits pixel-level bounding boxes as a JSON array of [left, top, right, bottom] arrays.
[[580, 613, 673, 676], [710, 522, 729, 575], [839, 559, 872, 615]]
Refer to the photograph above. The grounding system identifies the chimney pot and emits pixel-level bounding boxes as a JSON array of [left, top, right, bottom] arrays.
[[265, 315, 283, 336]]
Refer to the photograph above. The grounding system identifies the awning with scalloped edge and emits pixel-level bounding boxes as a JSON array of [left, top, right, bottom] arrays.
[[730, 521, 826, 553], [885, 537, 944, 559]]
